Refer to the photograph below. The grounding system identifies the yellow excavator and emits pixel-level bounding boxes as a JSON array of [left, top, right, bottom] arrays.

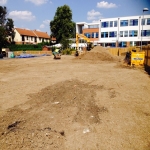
[[75, 33, 92, 56]]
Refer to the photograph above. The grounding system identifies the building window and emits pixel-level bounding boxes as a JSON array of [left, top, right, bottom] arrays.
[[120, 20, 128, 26], [130, 19, 138, 26], [141, 19, 146, 25], [31, 37, 33, 41], [39, 38, 41, 41], [87, 33, 90, 38], [88, 25, 99, 28], [26, 36, 28, 40], [109, 31, 117, 37], [114, 21, 117, 27], [120, 31, 123, 37], [101, 32, 108, 38], [129, 30, 138, 37], [92, 33, 94, 38], [147, 18, 150, 25], [84, 33, 91, 38], [124, 31, 128, 37], [101, 22, 109, 28], [110, 21, 113, 27], [96, 32, 99, 38], [141, 30, 150, 36], [120, 42, 127, 47]]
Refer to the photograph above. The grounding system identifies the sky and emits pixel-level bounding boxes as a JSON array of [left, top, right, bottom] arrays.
[[1, 0, 150, 34]]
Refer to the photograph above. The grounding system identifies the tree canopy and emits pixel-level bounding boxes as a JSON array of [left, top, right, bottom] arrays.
[[0, 6, 15, 53], [50, 5, 76, 49]]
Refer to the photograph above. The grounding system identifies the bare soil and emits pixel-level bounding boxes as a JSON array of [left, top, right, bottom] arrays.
[[0, 48, 150, 150]]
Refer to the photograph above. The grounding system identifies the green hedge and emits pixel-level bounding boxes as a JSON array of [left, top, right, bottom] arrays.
[[8, 44, 43, 51]]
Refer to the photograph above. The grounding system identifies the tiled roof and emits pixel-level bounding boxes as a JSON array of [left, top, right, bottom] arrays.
[[15, 28, 35, 36], [15, 28, 50, 39], [51, 37, 56, 41], [33, 30, 50, 39]]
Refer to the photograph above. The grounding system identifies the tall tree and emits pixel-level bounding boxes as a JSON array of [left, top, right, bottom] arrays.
[[50, 5, 76, 49], [0, 6, 14, 53], [6, 18, 15, 41], [0, 6, 7, 26]]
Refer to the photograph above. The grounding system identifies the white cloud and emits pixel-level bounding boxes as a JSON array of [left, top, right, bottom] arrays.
[[8, 11, 36, 21], [0, 0, 7, 5], [87, 9, 102, 20], [25, 0, 52, 6], [97, 1, 117, 8], [92, 20, 100, 23], [43, 20, 50, 25], [39, 20, 50, 29], [40, 24, 45, 28]]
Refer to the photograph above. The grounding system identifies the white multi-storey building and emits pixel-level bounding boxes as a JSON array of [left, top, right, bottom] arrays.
[[76, 15, 150, 47]]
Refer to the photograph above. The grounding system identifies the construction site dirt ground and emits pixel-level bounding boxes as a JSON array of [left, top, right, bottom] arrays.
[[0, 49, 150, 150]]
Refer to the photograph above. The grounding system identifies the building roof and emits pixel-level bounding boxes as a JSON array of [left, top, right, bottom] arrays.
[[15, 28, 35, 36], [51, 37, 56, 41], [15, 28, 50, 39], [33, 30, 50, 38]]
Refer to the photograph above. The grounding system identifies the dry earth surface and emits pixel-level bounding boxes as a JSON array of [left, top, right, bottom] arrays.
[[0, 46, 150, 150]]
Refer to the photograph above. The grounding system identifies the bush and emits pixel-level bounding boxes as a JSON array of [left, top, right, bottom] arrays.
[[8, 44, 42, 51], [62, 49, 72, 55]]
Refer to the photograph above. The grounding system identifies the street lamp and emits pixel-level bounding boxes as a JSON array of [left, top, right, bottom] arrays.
[[141, 8, 149, 51]]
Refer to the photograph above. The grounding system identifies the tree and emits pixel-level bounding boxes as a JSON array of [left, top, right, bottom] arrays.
[[6, 18, 15, 41], [50, 5, 76, 49], [0, 6, 14, 53]]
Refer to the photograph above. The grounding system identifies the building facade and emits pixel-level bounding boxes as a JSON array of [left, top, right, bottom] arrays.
[[76, 15, 150, 47], [14, 28, 50, 44]]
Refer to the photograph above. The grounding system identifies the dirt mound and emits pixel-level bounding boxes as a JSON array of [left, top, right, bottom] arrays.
[[0, 80, 107, 150], [77, 46, 119, 62]]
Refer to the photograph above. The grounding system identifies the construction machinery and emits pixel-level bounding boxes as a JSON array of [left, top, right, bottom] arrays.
[[52, 48, 61, 59], [75, 33, 92, 56], [124, 49, 145, 66]]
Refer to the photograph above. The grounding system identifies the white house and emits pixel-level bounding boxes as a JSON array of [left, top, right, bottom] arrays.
[[14, 28, 50, 44]]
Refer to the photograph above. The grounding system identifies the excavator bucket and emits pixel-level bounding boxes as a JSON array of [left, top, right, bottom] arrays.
[[54, 54, 61, 59]]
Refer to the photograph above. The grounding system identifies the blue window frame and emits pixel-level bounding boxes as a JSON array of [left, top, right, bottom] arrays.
[[92, 33, 94, 38], [120, 31, 123, 37], [114, 21, 117, 27], [120, 42, 127, 47], [111, 43, 116, 47], [120, 20, 128, 26], [96, 32, 99, 38], [109, 31, 117, 37], [110, 21, 113, 27], [101, 32, 108, 38], [141, 30, 150, 36], [84, 33, 90, 38], [101, 22, 109, 28], [129, 30, 138, 37], [141, 19, 146, 25], [147, 18, 150, 25], [130, 19, 138, 26], [84, 33, 87, 37], [124, 31, 128, 37]]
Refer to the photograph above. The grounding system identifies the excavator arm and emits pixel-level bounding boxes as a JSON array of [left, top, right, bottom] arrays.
[[76, 33, 91, 51]]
